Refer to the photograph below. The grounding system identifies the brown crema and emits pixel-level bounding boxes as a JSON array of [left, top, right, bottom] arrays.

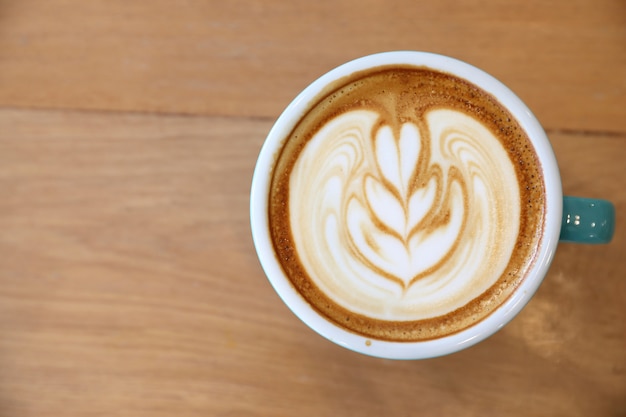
[[268, 66, 546, 341]]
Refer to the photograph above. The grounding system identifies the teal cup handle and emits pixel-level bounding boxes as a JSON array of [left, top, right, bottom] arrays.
[[560, 196, 615, 244]]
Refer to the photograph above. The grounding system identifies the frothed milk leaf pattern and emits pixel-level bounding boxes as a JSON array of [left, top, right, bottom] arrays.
[[352, 123, 464, 287], [289, 108, 520, 321]]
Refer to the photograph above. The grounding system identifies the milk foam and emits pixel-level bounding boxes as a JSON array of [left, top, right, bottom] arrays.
[[289, 108, 520, 321]]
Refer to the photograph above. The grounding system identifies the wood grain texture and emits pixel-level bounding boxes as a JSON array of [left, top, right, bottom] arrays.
[[0, 0, 625, 131], [0, 0, 624, 416], [0, 109, 624, 417]]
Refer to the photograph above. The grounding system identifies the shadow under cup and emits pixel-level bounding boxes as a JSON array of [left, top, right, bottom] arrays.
[[250, 51, 615, 359]]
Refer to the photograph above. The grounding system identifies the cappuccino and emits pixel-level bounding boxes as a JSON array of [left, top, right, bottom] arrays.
[[268, 66, 545, 341]]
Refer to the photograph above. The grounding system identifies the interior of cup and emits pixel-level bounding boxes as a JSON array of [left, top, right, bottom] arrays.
[[250, 51, 563, 359]]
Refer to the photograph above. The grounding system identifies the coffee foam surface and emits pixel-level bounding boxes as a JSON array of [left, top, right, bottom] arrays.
[[269, 67, 545, 341], [289, 108, 520, 321]]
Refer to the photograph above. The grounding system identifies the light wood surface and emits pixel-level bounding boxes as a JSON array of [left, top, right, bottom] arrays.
[[0, 1, 624, 416]]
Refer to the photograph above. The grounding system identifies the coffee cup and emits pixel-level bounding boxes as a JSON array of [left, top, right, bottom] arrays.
[[250, 51, 615, 359]]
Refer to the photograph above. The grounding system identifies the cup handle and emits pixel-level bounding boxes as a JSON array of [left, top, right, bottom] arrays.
[[560, 196, 615, 244]]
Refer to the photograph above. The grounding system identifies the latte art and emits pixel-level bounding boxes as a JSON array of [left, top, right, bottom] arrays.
[[268, 67, 545, 341], [290, 109, 520, 320]]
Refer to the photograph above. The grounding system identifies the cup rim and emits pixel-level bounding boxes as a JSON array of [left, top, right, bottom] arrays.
[[250, 51, 562, 359]]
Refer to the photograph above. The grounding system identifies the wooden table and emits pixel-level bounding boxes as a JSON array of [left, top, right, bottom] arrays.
[[0, 1, 624, 415]]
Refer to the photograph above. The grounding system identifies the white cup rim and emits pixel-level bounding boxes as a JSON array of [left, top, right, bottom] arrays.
[[250, 51, 562, 359]]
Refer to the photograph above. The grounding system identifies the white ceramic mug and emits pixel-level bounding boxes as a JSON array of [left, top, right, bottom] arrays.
[[250, 51, 614, 359]]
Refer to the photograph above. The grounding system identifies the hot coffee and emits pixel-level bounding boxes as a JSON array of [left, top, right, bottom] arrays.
[[268, 66, 545, 341]]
